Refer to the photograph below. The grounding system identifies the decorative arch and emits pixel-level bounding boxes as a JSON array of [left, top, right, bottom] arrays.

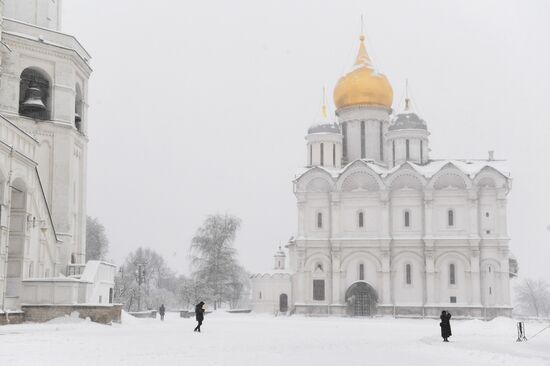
[[295, 168, 334, 192], [341, 251, 382, 272], [427, 163, 472, 190], [473, 167, 508, 190], [385, 165, 426, 191], [336, 161, 385, 192], [434, 251, 471, 272], [304, 253, 331, 272]]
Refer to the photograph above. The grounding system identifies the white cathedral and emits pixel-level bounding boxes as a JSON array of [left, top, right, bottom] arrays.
[[0, 0, 116, 322], [251, 35, 515, 318]]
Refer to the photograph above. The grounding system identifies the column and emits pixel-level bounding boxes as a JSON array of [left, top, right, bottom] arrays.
[[423, 191, 435, 305]]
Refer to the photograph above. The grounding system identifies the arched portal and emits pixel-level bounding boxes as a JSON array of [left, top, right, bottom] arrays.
[[345, 282, 378, 316], [279, 293, 288, 313]]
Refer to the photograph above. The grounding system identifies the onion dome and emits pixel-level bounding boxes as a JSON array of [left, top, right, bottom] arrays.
[[389, 98, 427, 131], [333, 36, 393, 109]]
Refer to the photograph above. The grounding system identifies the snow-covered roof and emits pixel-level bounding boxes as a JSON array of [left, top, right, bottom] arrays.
[[295, 159, 511, 181], [389, 112, 427, 131]]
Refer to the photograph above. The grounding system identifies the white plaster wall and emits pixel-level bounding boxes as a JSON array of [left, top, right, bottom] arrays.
[[4, 0, 62, 30]]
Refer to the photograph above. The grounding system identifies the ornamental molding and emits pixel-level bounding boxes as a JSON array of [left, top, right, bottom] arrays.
[[3, 35, 92, 76]]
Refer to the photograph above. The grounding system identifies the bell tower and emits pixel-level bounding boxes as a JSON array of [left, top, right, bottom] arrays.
[[0, 0, 90, 269]]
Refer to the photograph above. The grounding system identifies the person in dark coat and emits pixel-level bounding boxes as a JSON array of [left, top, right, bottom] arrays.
[[440, 310, 452, 342], [159, 304, 166, 321], [194, 301, 205, 332]]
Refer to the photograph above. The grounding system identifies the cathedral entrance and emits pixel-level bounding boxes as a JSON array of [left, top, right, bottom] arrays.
[[345, 282, 378, 317], [279, 294, 288, 312]]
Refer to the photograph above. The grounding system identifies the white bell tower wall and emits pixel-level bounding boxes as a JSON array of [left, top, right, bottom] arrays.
[[3, 0, 62, 31]]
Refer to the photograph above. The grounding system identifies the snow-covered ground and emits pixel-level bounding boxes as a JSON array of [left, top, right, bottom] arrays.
[[0, 312, 548, 366]]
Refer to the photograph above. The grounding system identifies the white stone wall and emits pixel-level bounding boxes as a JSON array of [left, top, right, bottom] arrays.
[[280, 159, 513, 315], [0, 14, 91, 266], [3, 0, 62, 31]]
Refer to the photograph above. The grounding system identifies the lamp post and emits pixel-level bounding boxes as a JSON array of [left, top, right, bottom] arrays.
[[135, 263, 146, 311]]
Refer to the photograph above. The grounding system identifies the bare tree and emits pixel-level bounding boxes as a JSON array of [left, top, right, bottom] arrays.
[[114, 247, 176, 311], [189, 214, 244, 309], [515, 278, 550, 318], [86, 216, 109, 261]]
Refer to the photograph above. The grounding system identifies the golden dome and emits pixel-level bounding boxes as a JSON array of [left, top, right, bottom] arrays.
[[333, 36, 393, 110]]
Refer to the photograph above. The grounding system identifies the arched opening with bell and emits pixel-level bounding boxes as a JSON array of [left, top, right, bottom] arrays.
[[19, 67, 51, 121], [345, 281, 378, 317], [75, 83, 83, 132]]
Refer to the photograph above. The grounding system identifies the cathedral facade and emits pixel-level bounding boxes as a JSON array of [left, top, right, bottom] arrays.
[[251, 35, 515, 318], [0, 0, 115, 318]]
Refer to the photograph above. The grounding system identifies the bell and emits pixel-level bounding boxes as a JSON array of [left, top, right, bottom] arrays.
[[21, 83, 46, 113]]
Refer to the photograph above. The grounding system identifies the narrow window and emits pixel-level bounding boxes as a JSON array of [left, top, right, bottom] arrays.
[[361, 121, 366, 159], [320, 143, 324, 166], [488, 266, 491, 273], [358, 212, 364, 228], [420, 140, 423, 163], [379, 121, 384, 161], [406, 139, 410, 160], [406, 264, 412, 285], [309, 144, 312, 166], [332, 144, 336, 166], [392, 141, 396, 166], [448, 210, 454, 227], [449, 264, 456, 285], [485, 212, 490, 218], [313, 280, 325, 300], [404, 211, 410, 228], [489, 287, 492, 295], [259, 291, 262, 299], [450, 296, 457, 303], [342, 123, 347, 161], [359, 264, 365, 280], [317, 212, 323, 228]]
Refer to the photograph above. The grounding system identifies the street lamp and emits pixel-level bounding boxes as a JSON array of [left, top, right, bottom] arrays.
[[135, 263, 146, 311]]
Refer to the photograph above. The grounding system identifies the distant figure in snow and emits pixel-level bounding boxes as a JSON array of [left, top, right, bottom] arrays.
[[194, 301, 205, 332], [159, 304, 166, 321], [440, 310, 452, 342]]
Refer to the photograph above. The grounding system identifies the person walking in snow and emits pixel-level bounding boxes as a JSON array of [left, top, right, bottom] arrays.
[[194, 301, 205, 332], [159, 304, 166, 321], [440, 310, 452, 342]]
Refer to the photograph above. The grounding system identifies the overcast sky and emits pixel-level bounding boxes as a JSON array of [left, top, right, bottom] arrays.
[[62, 0, 550, 281]]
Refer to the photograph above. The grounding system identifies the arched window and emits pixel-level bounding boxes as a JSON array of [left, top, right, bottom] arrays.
[[75, 84, 83, 132], [259, 291, 262, 299], [406, 264, 412, 285], [320, 143, 324, 166], [406, 139, 410, 160], [309, 144, 313, 166], [359, 263, 364, 280], [358, 211, 364, 228], [28, 262, 34, 278], [449, 263, 456, 285], [448, 209, 454, 227], [19, 68, 51, 120], [332, 144, 336, 166], [404, 211, 411, 228], [317, 212, 323, 229]]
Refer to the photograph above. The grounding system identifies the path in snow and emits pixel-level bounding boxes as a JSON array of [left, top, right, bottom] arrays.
[[0, 312, 548, 366]]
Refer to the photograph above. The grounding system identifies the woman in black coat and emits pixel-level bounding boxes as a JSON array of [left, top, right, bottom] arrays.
[[194, 301, 205, 332], [440, 310, 452, 342], [159, 304, 166, 321]]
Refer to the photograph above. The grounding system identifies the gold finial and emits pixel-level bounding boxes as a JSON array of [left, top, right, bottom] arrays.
[[360, 14, 365, 41], [404, 79, 411, 111], [322, 86, 327, 118]]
